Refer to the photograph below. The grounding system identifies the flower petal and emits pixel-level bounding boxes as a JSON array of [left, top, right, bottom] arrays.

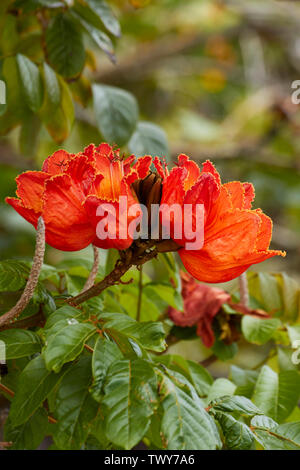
[[201, 160, 221, 186], [178, 153, 201, 191], [42, 174, 94, 251], [5, 197, 39, 227], [15, 171, 49, 213], [42, 149, 75, 175]]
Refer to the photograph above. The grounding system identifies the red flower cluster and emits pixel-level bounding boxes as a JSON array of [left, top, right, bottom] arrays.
[[6, 144, 151, 251], [158, 154, 285, 283], [6, 144, 285, 283]]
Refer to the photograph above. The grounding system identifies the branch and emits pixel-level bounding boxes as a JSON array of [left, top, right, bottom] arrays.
[[0, 217, 45, 328], [239, 272, 249, 307], [67, 242, 158, 307], [81, 246, 99, 292]]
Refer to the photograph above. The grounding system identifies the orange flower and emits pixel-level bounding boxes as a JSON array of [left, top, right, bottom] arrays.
[[6, 143, 151, 251], [157, 155, 285, 283], [168, 272, 230, 347], [83, 143, 151, 250]]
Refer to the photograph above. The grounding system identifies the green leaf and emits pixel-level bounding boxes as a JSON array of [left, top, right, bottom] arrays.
[[102, 358, 158, 449], [99, 312, 166, 352], [9, 355, 67, 426], [208, 395, 263, 417], [144, 282, 183, 311], [4, 408, 48, 450], [158, 372, 221, 450], [42, 62, 61, 109], [0, 260, 29, 292], [253, 366, 300, 422], [230, 365, 259, 398], [241, 316, 281, 344], [46, 13, 85, 79], [90, 336, 123, 402], [251, 415, 300, 450], [70, 9, 115, 62], [16, 53, 43, 112], [129, 121, 169, 158], [39, 72, 74, 143], [44, 305, 84, 332], [85, 0, 121, 36], [0, 329, 41, 359], [215, 412, 254, 450], [155, 355, 213, 397], [277, 370, 300, 422], [253, 366, 278, 420], [43, 322, 96, 372], [211, 339, 238, 360], [207, 378, 236, 402], [92, 84, 139, 146], [54, 356, 98, 450], [258, 273, 283, 313]]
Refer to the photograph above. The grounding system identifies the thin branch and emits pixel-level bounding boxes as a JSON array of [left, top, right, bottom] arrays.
[[239, 272, 249, 307], [81, 246, 99, 293], [0, 217, 45, 328], [136, 266, 143, 322], [67, 242, 158, 307]]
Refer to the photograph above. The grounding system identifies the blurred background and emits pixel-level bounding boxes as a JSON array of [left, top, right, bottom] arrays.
[[1, 0, 299, 278]]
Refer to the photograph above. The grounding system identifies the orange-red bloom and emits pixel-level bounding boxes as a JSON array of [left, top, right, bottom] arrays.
[[6, 143, 151, 251], [168, 272, 230, 347], [158, 155, 285, 283]]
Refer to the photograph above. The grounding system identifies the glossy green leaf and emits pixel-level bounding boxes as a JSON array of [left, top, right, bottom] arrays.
[[43, 322, 96, 372], [9, 355, 67, 426], [129, 121, 169, 158], [46, 13, 85, 79], [208, 395, 263, 417], [16, 53, 43, 112], [102, 358, 158, 449], [215, 412, 254, 450], [54, 356, 98, 450], [85, 0, 121, 36], [93, 84, 138, 146], [241, 316, 281, 344], [158, 372, 221, 450], [90, 336, 123, 402], [99, 312, 166, 352], [4, 408, 48, 450], [0, 329, 41, 359]]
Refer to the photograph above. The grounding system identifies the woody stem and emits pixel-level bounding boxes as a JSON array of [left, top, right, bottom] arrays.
[[67, 244, 157, 307], [239, 271, 249, 307], [0, 217, 45, 328], [81, 246, 99, 292]]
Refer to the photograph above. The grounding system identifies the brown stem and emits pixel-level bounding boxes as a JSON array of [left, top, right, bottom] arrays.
[[136, 266, 143, 322], [0, 383, 14, 398], [0, 218, 45, 328], [0, 309, 45, 332], [81, 246, 99, 292], [239, 272, 249, 307], [67, 244, 158, 307]]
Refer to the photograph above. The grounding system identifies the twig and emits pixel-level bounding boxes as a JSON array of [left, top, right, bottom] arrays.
[[81, 246, 99, 292], [0, 217, 45, 328], [239, 272, 249, 307], [67, 242, 158, 307], [136, 266, 143, 322]]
